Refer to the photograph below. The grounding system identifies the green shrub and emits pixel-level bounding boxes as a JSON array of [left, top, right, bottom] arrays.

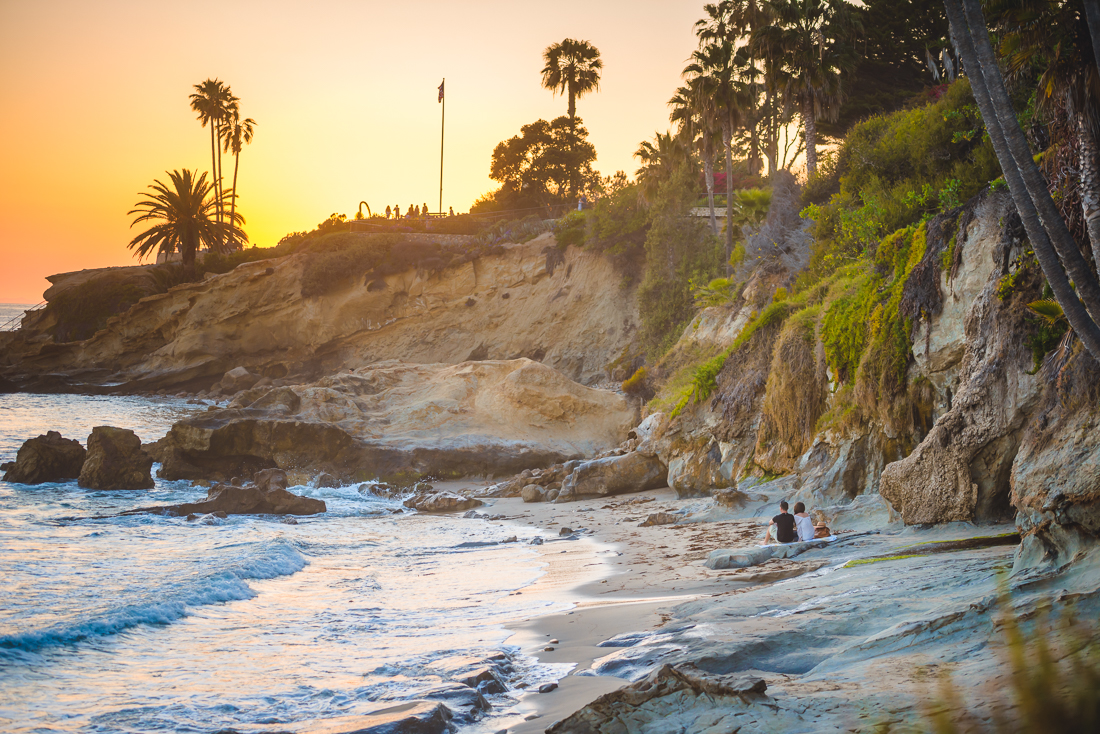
[[621, 367, 652, 398], [553, 210, 587, 248], [49, 279, 147, 342]]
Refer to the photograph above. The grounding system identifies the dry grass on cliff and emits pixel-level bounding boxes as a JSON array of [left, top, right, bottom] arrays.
[[757, 306, 829, 468]]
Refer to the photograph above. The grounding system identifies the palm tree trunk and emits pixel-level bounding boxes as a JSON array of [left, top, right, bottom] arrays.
[[959, 0, 1100, 317], [1084, 0, 1100, 73], [723, 117, 735, 275], [704, 144, 718, 236], [803, 96, 818, 176], [230, 149, 241, 250], [763, 84, 778, 175], [946, 0, 1100, 361], [215, 121, 225, 251], [1078, 118, 1100, 273]]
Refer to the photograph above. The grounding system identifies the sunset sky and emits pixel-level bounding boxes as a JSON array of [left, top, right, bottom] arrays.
[[0, 0, 704, 303]]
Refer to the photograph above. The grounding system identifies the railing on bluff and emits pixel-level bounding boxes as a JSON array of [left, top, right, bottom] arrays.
[[0, 301, 46, 332]]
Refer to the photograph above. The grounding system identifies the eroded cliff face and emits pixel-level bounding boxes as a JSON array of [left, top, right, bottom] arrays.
[[641, 190, 1098, 569], [1, 233, 637, 391]]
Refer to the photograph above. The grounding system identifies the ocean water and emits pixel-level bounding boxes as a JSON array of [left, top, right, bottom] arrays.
[[0, 393, 575, 733], [0, 303, 38, 331]]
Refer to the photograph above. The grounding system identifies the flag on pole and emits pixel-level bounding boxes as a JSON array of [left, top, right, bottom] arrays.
[[438, 79, 444, 103]]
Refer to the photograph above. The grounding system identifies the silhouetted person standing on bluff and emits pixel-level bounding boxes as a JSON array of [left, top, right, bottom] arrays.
[[385, 205, 392, 219], [394, 205, 400, 218]]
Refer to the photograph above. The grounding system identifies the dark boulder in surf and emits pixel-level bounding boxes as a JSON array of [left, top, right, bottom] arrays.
[[78, 426, 154, 490], [128, 468, 326, 517], [3, 431, 86, 485]]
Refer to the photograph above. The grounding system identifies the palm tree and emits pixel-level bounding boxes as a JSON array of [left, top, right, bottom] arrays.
[[128, 169, 246, 268], [684, 42, 744, 268], [754, 0, 859, 176], [634, 132, 688, 205], [944, 0, 1100, 362], [222, 113, 256, 251], [670, 81, 722, 235], [986, 0, 1100, 275], [540, 39, 603, 135], [696, 1, 770, 175], [189, 79, 238, 241]]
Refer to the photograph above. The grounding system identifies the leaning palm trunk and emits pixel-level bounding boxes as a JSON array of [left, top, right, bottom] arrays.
[[215, 121, 225, 250], [803, 96, 818, 176], [722, 117, 735, 274], [959, 0, 1100, 319], [1078, 118, 1100, 274], [703, 144, 719, 235], [945, 0, 1100, 362]]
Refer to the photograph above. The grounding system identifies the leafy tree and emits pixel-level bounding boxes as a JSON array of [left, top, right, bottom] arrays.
[[540, 38, 603, 135], [487, 116, 598, 210], [221, 112, 256, 251], [822, 0, 952, 137], [127, 169, 245, 268]]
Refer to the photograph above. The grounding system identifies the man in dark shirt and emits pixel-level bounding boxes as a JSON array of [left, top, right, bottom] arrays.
[[768, 501, 798, 543]]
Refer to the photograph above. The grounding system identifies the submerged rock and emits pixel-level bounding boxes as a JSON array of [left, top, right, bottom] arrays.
[[2, 431, 86, 484], [129, 469, 325, 516], [403, 491, 483, 513], [78, 426, 154, 490]]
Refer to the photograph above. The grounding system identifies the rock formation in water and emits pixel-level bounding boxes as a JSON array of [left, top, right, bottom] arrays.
[[78, 426, 154, 490], [128, 468, 325, 516], [2, 431, 86, 484]]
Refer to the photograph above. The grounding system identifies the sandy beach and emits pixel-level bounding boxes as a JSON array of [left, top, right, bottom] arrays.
[[448, 483, 1075, 733]]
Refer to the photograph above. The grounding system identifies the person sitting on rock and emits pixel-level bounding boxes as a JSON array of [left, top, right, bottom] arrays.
[[793, 502, 814, 542], [767, 501, 798, 544]]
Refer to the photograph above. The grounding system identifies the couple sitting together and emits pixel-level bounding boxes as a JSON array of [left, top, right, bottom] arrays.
[[765, 500, 823, 544]]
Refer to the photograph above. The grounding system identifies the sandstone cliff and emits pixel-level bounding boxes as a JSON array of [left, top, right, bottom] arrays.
[[1, 233, 637, 392], [636, 189, 1098, 570]]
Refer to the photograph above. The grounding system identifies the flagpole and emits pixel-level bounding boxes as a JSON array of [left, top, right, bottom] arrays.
[[439, 78, 445, 215]]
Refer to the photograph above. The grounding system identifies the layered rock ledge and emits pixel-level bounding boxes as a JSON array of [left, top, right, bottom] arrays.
[[156, 359, 636, 485]]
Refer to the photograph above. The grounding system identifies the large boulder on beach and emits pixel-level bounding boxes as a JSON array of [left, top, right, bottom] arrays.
[[157, 359, 635, 485], [404, 491, 483, 513], [556, 451, 667, 502], [547, 663, 767, 734], [129, 469, 326, 516], [78, 426, 154, 490], [3, 431, 86, 484]]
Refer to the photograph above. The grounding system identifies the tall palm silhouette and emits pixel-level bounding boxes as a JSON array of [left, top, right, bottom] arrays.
[[634, 131, 689, 205], [670, 80, 722, 235], [189, 79, 238, 242], [128, 169, 246, 267], [684, 42, 744, 266], [541, 39, 603, 135], [222, 113, 257, 251], [753, 0, 859, 175]]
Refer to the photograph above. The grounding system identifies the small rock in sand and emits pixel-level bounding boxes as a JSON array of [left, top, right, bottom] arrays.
[[559, 527, 573, 536], [539, 683, 558, 693]]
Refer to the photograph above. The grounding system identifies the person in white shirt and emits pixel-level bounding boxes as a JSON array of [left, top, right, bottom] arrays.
[[793, 502, 815, 542]]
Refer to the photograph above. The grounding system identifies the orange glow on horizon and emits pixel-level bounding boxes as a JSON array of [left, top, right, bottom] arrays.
[[0, 0, 702, 303]]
